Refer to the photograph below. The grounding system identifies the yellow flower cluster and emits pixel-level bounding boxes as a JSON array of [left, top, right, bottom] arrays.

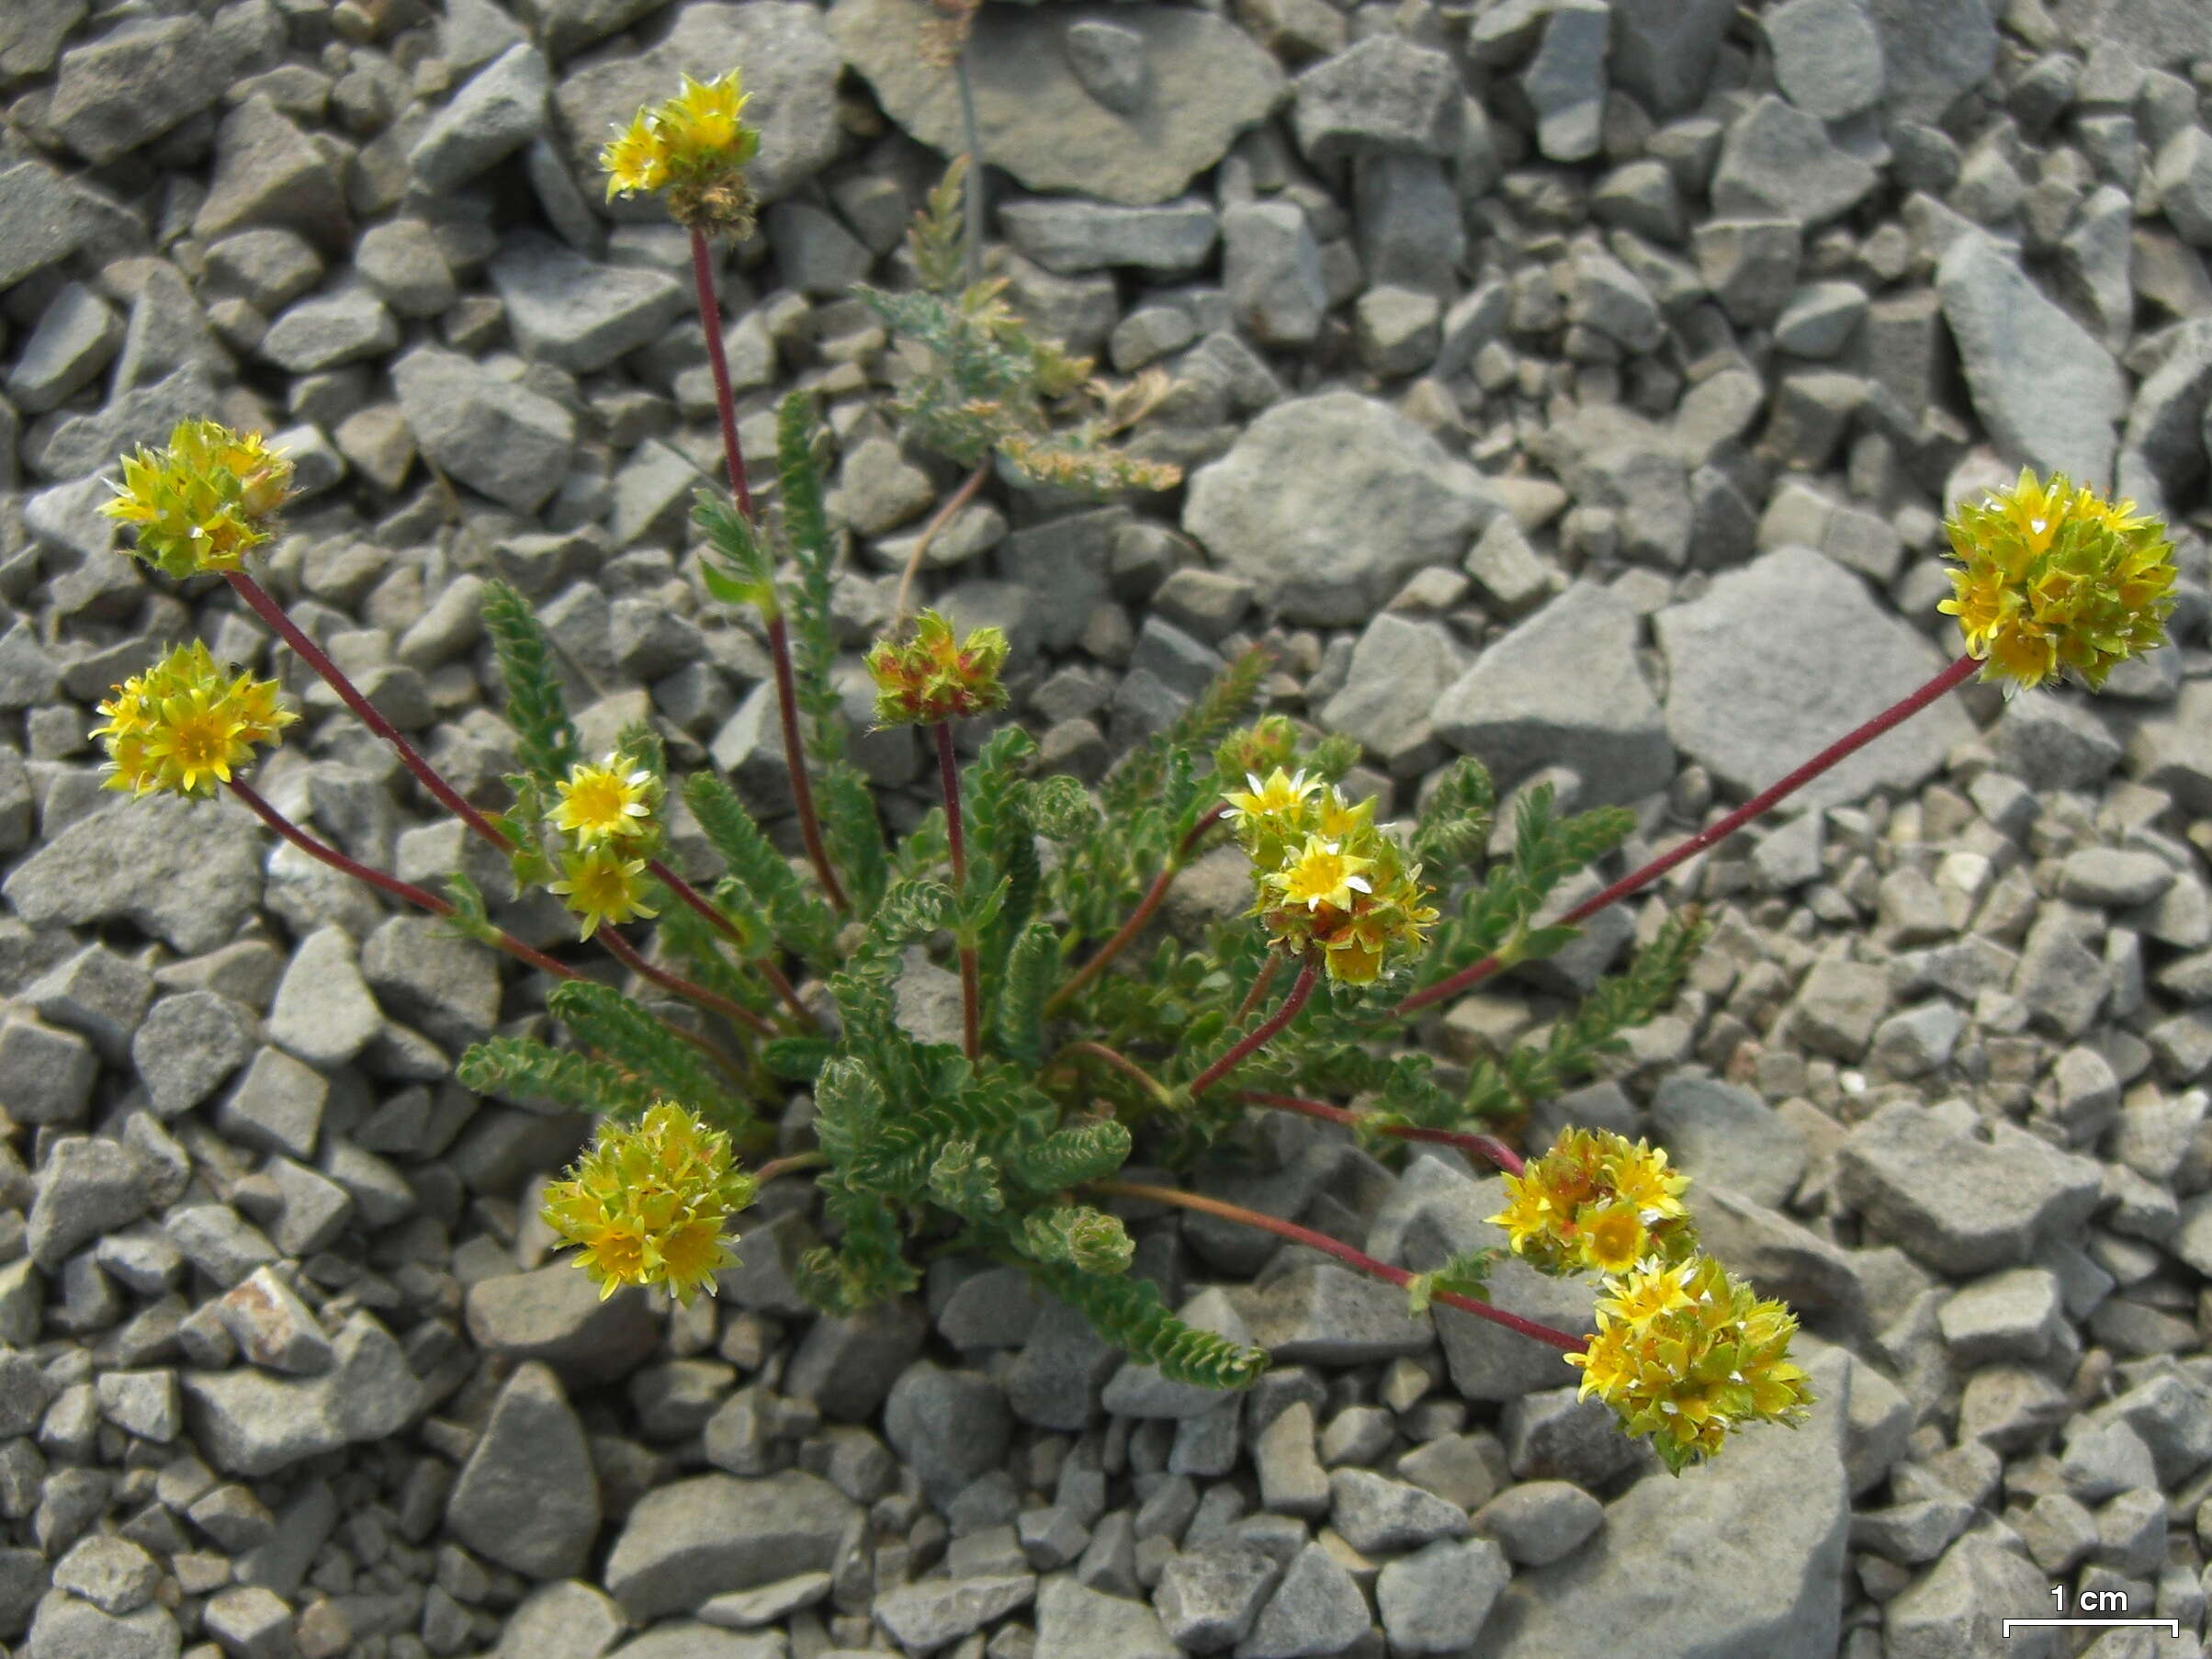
[[1489, 1127, 1695, 1277], [1940, 468, 2176, 693], [1224, 769, 1438, 985], [544, 751, 663, 941], [541, 1101, 758, 1304], [100, 419, 294, 580], [93, 640, 295, 799], [865, 610, 1010, 727], [1490, 1127, 1811, 1471], [600, 71, 762, 235], [1566, 1255, 1813, 1473]]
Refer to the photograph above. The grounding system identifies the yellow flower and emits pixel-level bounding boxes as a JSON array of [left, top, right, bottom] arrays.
[[1490, 1128, 1697, 1277], [1940, 467, 2176, 693], [1268, 836, 1374, 913], [100, 419, 295, 580], [599, 69, 762, 234], [541, 1101, 759, 1304], [1565, 1254, 1813, 1473], [865, 609, 1010, 726], [92, 640, 295, 799], [1224, 767, 1320, 827], [548, 844, 659, 940], [550, 753, 658, 848], [1580, 1202, 1648, 1273]]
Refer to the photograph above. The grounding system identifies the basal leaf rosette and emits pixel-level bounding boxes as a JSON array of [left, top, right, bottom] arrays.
[[100, 419, 295, 580], [542, 1100, 759, 1305], [600, 70, 762, 236], [93, 639, 296, 799], [1940, 467, 2177, 694]]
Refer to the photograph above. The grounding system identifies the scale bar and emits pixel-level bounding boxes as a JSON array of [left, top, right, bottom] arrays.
[[2002, 1620, 2180, 1635]]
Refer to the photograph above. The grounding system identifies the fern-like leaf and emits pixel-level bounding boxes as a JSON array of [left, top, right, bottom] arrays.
[[456, 1034, 657, 1118], [545, 979, 741, 1123], [694, 488, 778, 616], [1021, 1205, 1134, 1275], [1412, 756, 1495, 875], [996, 922, 1058, 1070], [1028, 1263, 1269, 1389], [1004, 1118, 1133, 1192], [480, 579, 580, 786], [684, 772, 837, 965]]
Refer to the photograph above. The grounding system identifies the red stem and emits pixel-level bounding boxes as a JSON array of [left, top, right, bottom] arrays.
[[1051, 1039, 1170, 1105], [1093, 1179, 1585, 1354], [1240, 1091, 1525, 1176], [1188, 957, 1319, 1100], [766, 615, 850, 914], [1394, 652, 1982, 1017], [1046, 803, 1230, 1016], [1231, 954, 1281, 1025], [226, 571, 514, 854], [648, 855, 818, 1030], [594, 923, 774, 1038], [936, 722, 980, 1061], [690, 226, 753, 520]]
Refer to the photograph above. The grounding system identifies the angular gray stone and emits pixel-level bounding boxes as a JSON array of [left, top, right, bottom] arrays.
[[22, 1594, 181, 1659], [1710, 96, 1879, 226], [1221, 201, 1327, 348], [1472, 1482, 1604, 1567], [874, 1574, 1035, 1652], [1868, 0, 1997, 123], [446, 1361, 601, 1578], [1185, 390, 1496, 625], [490, 232, 687, 372], [6, 283, 121, 415], [1236, 1541, 1369, 1659], [411, 43, 550, 190], [1764, 0, 1886, 120], [466, 1265, 660, 1387], [999, 197, 1219, 276], [1837, 1100, 2105, 1275], [1292, 36, 1460, 166], [1154, 1544, 1280, 1652], [1649, 1073, 1806, 1211], [1376, 1537, 1510, 1654], [130, 991, 257, 1115], [391, 345, 577, 514], [49, 16, 223, 164], [1038, 1575, 1179, 1659], [883, 1361, 1012, 1506], [831, 0, 1281, 206], [1328, 1468, 1472, 1554], [180, 1312, 419, 1476], [359, 912, 502, 1053], [192, 95, 349, 246], [1607, 0, 1735, 116], [5, 796, 261, 954], [1434, 581, 1673, 807], [28, 1136, 152, 1270], [1475, 1349, 1849, 1657], [260, 284, 397, 374], [1317, 613, 1462, 762], [554, 3, 841, 206], [604, 1472, 859, 1620], [1937, 233, 2126, 484], [1522, 0, 1610, 164], [1654, 546, 1973, 814]]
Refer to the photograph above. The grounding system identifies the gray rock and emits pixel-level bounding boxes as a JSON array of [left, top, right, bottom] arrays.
[[391, 345, 577, 514], [180, 1312, 419, 1475], [1881, 1530, 2058, 1656], [1066, 17, 1149, 112], [999, 508, 1124, 652], [1328, 1468, 1472, 1554], [1475, 1349, 1849, 1656], [1710, 96, 1879, 225], [1774, 280, 1869, 357], [446, 1361, 601, 1578], [1836, 1100, 2104, 1275], [1101, 1288, 1256, 1419], [874, 1574, 1035, 1652], [1154, 1545, 1280, 1652], [5, 795, 261, 954], [1764, 0, 1885, 119], [2116, 318, 2212, 519], [2158, 127, 2212, 248], [21, 942, 152, 1066], [355, 220, 458, 320], [1607, 0, 1735, 116], [1221, 201, 1328, 348], [1236, 1262, 1436, 1366], [28, 1136, 152, 1270], [554, 3, 841, 205], [1654, 545, 1972, 814], [49, 16, 223, 164], [1292, 36, 1460, 165], [831, 0, 1281, 205], [1522, 0, 1609, 163], [6, 284, 121, 415], [1472, 1481, 1604, 1566], [51, 1535, 161, 1616], [1038, 1574, 1180, 1659], [412, 43, 549, 190], [1937, 233, 2126, 483], [0, 0, 86, 79], [1253, 1400, 1331, 1518], [466, 1265, 660, 1387], [783, 1298, 926, 1422], [360, 913, 502, 1053], [1649, 1074, 1806, 1211], [192, 95, 349, 246], [215, 1046, 327, 1162], [999, 198, 1218, 276], [217, 1266, 334, 1375], [1354, 285, 1442, 376], [491, 232, 687, 373], [259, 284, 399, 374], [1868, 0, 1998, 123], [1185, 390, 1496, 625], [1376, 1537, 1510, 1654], [604, 1472, 859, 1620], [883, 1361, 1012, 1506], [1318, 613, 1462, 764], [22, 1594, 181, 1659], [1236, 1541, 1369, 1658], [1434, 581, 1673, 807]]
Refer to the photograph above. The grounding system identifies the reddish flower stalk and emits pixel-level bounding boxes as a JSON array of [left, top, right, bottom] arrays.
[[647, 855, 818, 1030], [592, 922, 775, 1038], [1239, 1091, 1525, 1177], [893, 458, 990, 626], [751, 1150, 828, 1184], [1046, 803, 1230, 1016], [1092, 1179, 1585, 1353], [1188, 956, 1319, 1100], [935, 722, 981, 1061], [1230, 954, 1281, 1025], [1050, 1039, 1171, 1106], [687, 225, 848, 914], [225, 570, 514, 854], [1394, 651, 1982, 1017]]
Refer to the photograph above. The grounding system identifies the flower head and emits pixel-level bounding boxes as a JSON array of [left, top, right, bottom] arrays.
[[1224, 767, 1320, 829], [1490, 1127, 1695, 1278], [541, 1101, 759, 1304], [100, 419, 295, 580], [550, 752, 660, 850], [1940, 468, 2176, 694], [865, 609, 1010, 726], [1268, 836, 1374, 913], [1566, 1254, 1814, 1473], [548, 843, 660, 940], [93, 640, 295, 798], [599, 70, 762, 236]]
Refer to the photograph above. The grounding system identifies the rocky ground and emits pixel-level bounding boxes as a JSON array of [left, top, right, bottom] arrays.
[[3, 0, 2212, 1655]]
